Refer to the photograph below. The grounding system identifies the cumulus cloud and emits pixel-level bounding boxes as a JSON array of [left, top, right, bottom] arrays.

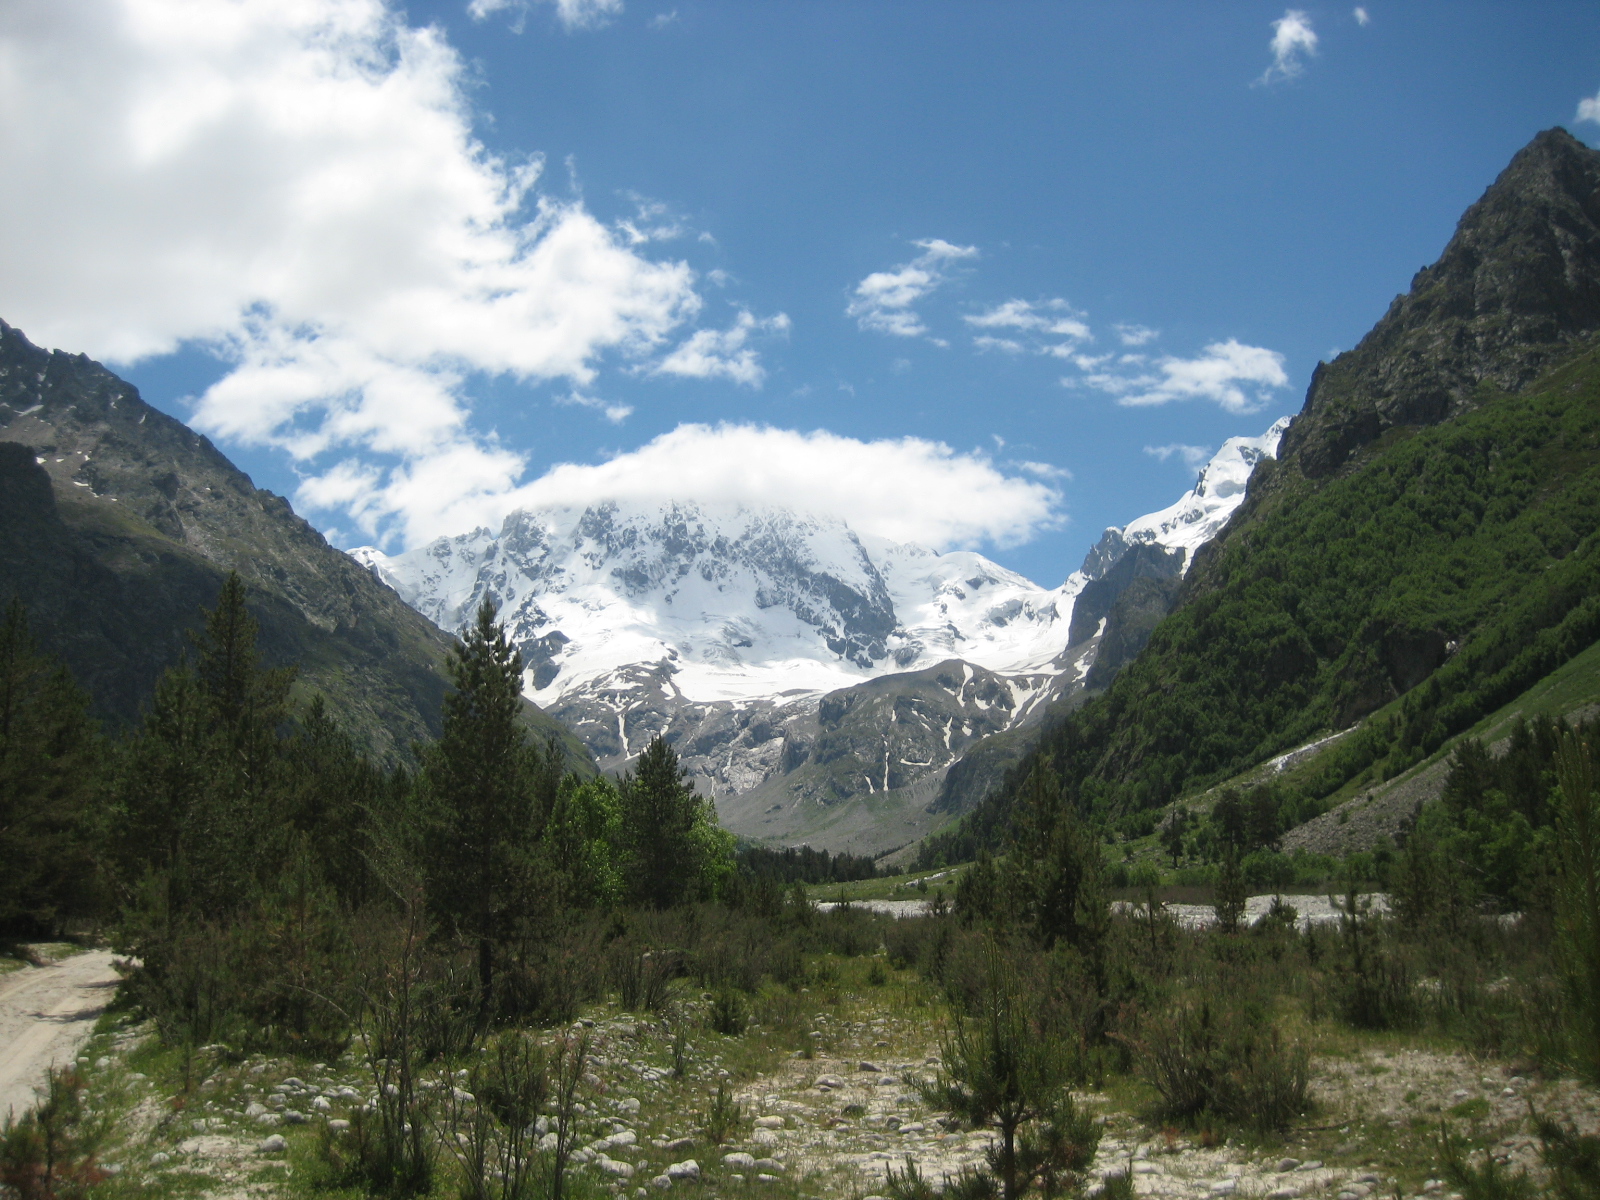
[[652, 310, 790, 387], [1144, 443, 1213, 470], [847, 238, 978, 339], [468, 0, 622, 32], [1087, 340, 1289, 414], [1353, 7, 1370, 27], [1259, 9, 1317, 84], [1579, 88, 1600, 126], [1114, 323, 1158, 346], [0, 0, 738, 547], [490, 424, 1061, 550]]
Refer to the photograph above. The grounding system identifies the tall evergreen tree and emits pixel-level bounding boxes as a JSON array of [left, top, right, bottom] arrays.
[[0, 600, 103, 935], [619, 736, 723, 910], [420, 598, 539, 1017], [1004, 764, 1108, 957], [116, 572, 295, 913]]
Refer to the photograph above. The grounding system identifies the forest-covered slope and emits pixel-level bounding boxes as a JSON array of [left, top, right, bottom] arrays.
[[0, 321, 588, 767], [923, 128, 1600, 861]]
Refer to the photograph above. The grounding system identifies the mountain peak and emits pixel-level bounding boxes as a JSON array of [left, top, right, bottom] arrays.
[[1280, 127, 1600, 479]]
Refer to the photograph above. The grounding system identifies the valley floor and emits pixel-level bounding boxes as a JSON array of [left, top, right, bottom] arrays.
[[18, 928, 1599, 1200]]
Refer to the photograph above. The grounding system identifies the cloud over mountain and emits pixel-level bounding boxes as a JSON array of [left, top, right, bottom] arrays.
[[0, 0, 719, 547]]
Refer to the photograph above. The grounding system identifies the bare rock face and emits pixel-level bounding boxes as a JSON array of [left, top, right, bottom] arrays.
[[1280, 127, 1600, 481]]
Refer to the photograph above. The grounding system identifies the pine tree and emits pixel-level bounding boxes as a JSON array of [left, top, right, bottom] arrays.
[[1003, 764, 1108, 958], [420, 598, 540, 1018], [0, 600, 103, 935], [619, 736, 721, 910], [1553, 731, 1600, 1084], [1214, 848, 1247, 934], [116, 572, 294, 914]]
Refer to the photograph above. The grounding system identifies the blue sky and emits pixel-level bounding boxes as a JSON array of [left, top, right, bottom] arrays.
[[5, 2, 1600, 585]]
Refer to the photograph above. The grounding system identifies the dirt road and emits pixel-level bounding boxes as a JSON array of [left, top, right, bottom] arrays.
[[0, 951, 122, 1120]]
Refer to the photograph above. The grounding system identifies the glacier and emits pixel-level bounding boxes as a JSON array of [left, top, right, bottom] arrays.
[[352, 417, 1287, 851]]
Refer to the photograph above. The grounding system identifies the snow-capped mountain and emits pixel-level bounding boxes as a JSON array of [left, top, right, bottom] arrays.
[[353, 418, 1287, 852]]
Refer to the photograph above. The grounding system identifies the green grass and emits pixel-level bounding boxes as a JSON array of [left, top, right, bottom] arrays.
[[803, 864, 967, 903]]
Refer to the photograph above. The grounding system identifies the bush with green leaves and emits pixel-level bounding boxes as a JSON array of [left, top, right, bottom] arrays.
[[1139, 997, 1309, 1133]]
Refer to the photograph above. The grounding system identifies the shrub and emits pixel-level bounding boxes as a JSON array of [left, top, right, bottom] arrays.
[[1241, 850, 1295, 890], [0, 1066, 106, 1200], [707, 987, 748, 1036], [704, 1082, 742, 1144], [1140, 999, 1309, 1133]]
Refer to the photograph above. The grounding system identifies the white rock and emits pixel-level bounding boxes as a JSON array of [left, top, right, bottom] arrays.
[[150, 1152, 171, 1166], [724, 1152, 757, 1168], [757, 1174, 780, 1183], [649, 1174, 673, 1189], [666, 1160, 700, 1180], [751, 1130, 779, 1148], [618, 1098, 642, 1115], [258, 1135, 287, 1153], [753, 1116, 785, 1129], [245, 1102, 269, 1119], [312, 1096, 332, 1111], [329, 1119, 351, 1131], [598, 1156, 636, 1178]]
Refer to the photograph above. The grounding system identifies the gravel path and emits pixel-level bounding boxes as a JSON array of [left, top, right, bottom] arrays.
[[0, 950, 122, 1120]]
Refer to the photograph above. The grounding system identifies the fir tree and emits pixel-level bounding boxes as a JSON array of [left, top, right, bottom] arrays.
[[420, 598, 540, 1018], [619, 736, 725, 910], [116, 572, 294, 914], [0, 600, 103, 935]]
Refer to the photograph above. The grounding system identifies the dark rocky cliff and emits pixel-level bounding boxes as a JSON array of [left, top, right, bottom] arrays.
[[1279, 127, 1600, 482]]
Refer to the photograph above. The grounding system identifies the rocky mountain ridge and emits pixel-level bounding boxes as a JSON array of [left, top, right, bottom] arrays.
[[0, 319, 586, 766], [357, 422, 1289, 851]]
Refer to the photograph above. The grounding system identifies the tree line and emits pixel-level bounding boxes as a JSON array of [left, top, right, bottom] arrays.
[[0, 575, 732, 1035]]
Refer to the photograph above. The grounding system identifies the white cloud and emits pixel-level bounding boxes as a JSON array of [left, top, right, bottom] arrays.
[[556, 391, 633, 424], [1114, 323, 1158, 346], [1579, 89, 1600, 126], [1088, 340, 1289, 414], [468, 0, 621, 32], [0, 0, 722, 548], [494, 424, 1062, 550], [615, 193, 686, 245], [965, 298, 1091, 342], [1014, 460, 1072, 482], [1144, 443, 1213, 470], [649, 9, 678, 28], [652, 310, 790, 387], [974, 335, 1026, 355], [847, 238, 978, 338], [1258, 9, 1317, 84], [965, 297, 1091, 358], [1353, 7, 1370, 27]]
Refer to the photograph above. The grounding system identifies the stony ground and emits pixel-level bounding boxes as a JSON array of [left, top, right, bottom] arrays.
[[14, 946, 1599, 1200]]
